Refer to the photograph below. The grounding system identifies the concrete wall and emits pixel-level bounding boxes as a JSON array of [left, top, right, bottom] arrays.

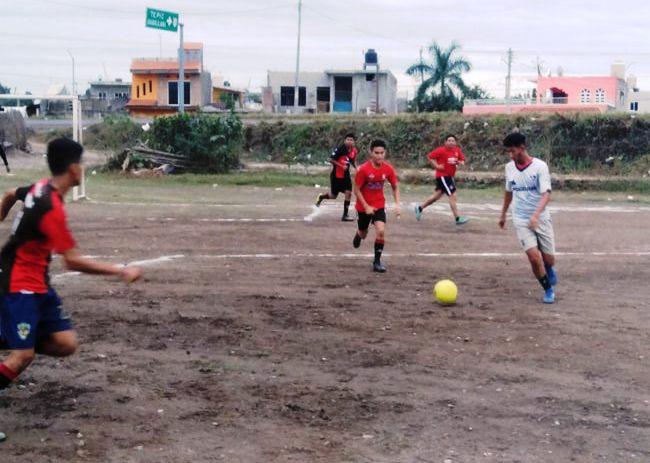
[[265, 70, 398, 114], [537, 76, 623, 107], [627, 91, 650, 113], [266, 71, 330, 113], [350, 73, 397, 114]]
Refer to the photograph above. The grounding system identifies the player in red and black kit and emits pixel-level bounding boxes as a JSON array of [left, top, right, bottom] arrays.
[[414, 134, 469, 225], [315, 133, 357, 221], [352, 139, 400, 272], [0, 138, 142, 398]]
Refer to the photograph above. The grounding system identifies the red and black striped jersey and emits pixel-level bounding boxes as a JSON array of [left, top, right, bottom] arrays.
[[0, 179, 76, 294]]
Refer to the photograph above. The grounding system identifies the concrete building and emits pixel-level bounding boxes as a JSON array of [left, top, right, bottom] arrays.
[[262, 51, 398, 114], [212, 84, 244, 111], [126, 42, 212, 117], [82, 78, 131, 116], [464, 64, 628, 115]]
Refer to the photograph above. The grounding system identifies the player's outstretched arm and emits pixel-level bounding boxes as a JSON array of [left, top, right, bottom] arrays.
[[499, 191, 513, 229], [391, 183, 401, 217], [0, 189, 19, 222], [529, 191, 551, 230], [62, 248, 142, 283], [353, 183, 374, 215]]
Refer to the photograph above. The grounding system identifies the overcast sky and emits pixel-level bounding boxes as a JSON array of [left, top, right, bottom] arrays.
[[3, 0, 650, 97]]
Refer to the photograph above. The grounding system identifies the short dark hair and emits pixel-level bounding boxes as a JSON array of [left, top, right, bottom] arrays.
[[47, 138, 83, 175], [503, 132, 526, 148], [344, 132, 356, 139], [370, 139, 387, 150], [444, 134, 457, 141]]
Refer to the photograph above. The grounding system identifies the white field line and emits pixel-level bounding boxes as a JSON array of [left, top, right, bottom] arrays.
[[50, 250, 649, 281], [86, 198, 650, 214], [51, 254, 184, 282], [195, 251, 650, 259]]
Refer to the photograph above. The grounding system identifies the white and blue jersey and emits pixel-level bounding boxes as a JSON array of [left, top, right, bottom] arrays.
[[505, 158, 552, 224]]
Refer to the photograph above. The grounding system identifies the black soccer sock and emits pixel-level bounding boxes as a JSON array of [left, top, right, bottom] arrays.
[[343, 200, 350, 217], [0, 364, 17, 390], [538, 275, 552, 291], [374, 239, 384, 263]]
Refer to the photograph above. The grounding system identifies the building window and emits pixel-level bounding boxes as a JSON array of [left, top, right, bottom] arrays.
[[280, 86, 306, 106], [168, 81, 191, 105], [630, 101, 639, 112], [136, 86, 140, 98], [595, 88, 606, 103], [149, 80, 153, 93], [579, 89, 591, 103], [98, 91, 107, 100], [142, 83, 146, 96]]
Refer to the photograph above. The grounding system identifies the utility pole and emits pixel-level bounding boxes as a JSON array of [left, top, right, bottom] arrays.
[[419, 47, 425, 84], [66, 49, 76, 96], [293, 0, 302, 113], [505, 48, 513, 114], [178, 22, 185, 114]]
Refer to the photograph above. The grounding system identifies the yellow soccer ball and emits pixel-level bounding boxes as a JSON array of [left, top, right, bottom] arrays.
[[434, 279, 458, 305]]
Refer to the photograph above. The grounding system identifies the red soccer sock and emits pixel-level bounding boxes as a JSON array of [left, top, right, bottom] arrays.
[[0, 363, 18, 389]]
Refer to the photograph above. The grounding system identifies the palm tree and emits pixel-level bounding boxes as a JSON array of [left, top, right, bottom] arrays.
[[406, 41, 471, 111]]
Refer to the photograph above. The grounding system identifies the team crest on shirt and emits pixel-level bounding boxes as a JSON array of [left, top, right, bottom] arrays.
[[368, 174, 375, 179], [17, 323, 31, 341]]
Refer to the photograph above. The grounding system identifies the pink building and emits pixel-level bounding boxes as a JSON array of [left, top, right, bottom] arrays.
[[463, 65, 628, 115]]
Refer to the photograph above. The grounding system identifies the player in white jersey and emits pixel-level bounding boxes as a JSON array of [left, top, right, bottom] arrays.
[[498, 133, 557, 304]]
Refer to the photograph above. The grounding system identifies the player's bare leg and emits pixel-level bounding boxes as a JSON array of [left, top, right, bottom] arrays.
[[372, 221, 386, 272], [316, 191, 337, 207], [449, 192, 469, 225], [526, 247, 555, 303], [414, 190, 443, 220], [35, 330, 78, 357]]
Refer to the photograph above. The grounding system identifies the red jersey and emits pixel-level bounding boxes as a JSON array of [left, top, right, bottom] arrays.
[[0, 179, 76, 294], [428, 146, 465, 178], [354, 161, 398, 212], [331, 145, 357, 179]]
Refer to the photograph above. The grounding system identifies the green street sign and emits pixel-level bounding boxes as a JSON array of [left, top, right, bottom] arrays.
[[145, 8, 179, 32]]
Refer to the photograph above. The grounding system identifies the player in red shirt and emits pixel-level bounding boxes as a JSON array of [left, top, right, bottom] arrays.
[[0, 138, 142, 396], [315, 133, 357, 221], [414, 134, 469, 225], [352, 139, 400, 272]]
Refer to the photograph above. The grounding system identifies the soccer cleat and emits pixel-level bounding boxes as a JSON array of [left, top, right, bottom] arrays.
[[414, 204, 422, 221], [341, 215, 354, 222], [315, 194, 324, 207], [373, 261, 386, 273], [543, 287, 555, 304], [455, 216, 469, 225], [545, 264, 557, 286], [352, 234, 362, 248]]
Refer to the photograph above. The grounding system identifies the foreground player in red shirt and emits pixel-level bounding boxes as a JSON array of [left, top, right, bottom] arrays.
[[414, 134, 469, 225], [352, 139, 400, 272], [315, 133, 358, 221], [0, 138, 142, 396]]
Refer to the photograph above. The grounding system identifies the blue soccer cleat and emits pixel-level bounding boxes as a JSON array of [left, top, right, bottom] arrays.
[[545, 264, 557, 286], [455, 216, 469, 225], [414, 204, 422, 221], [543, 287, 555, 304]]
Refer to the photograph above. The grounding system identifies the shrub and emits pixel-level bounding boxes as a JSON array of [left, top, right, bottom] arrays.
[[145, 112, 243, 173]]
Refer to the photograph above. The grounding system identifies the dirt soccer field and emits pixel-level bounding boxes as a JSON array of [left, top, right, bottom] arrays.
[[0, 176, 649, 463]]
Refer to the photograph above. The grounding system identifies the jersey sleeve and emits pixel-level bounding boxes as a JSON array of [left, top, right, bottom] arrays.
[[388, 165, 398, 187], [538, 162, 552, 193], [15, 185, 32, 201], [330, 145, 347, 161], [354, 165, 367, 187], [427, 149, 439, 161], [457, 149, 466, 162], [39, 206, 76, 254], [505, 166, 512, 192]]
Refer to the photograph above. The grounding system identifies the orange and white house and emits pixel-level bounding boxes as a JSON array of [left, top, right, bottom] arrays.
[[126, 42, 212, 117]]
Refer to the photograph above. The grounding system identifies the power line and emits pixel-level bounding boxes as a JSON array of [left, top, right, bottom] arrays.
[[30, 0, 293, 16]]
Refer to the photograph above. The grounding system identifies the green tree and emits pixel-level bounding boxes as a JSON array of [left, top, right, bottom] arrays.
[[406, 41, 471, 112]]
